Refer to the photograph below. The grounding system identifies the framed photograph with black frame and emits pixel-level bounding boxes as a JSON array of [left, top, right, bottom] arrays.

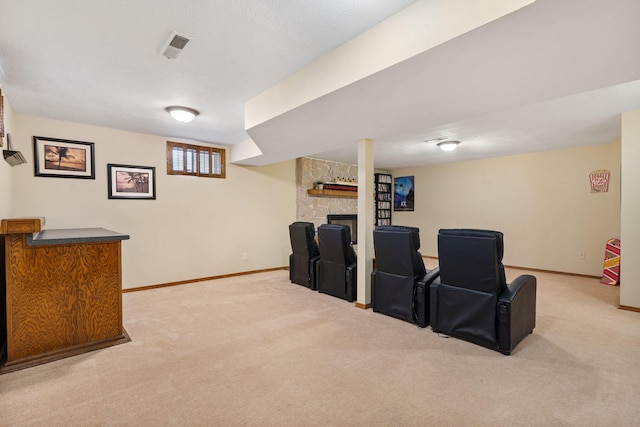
[[0, 88, 5, 144], [107, 164, 156, 200], [33, 136, 95, 179], [394, 175, 415, 212]]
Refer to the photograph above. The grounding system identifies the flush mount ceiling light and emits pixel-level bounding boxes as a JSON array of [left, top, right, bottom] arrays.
[[425, 137, 461, 152], [437, 140, 460, 152], [166, 106, 199, 123]]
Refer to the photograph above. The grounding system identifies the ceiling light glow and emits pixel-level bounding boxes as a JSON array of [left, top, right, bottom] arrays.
[[437, 140, 460, 151], [166, 106, 199, 123]]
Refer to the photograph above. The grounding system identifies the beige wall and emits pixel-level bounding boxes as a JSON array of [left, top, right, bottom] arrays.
[[9, 114, 296, 288], [390, 142, 621, 276], [1, 93, 631, 300], [0, 88, 14, 219], [620, 110, 640, 308]]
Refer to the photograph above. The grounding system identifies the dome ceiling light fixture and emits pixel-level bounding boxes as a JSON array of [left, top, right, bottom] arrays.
[[166, 106, 199, 123], [437, 140, 460, 152], [424, 137, 461, 152]]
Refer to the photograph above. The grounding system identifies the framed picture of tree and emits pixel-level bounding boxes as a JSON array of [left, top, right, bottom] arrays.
[[33, 136, 95, 179], [107, 164, 156, 200]]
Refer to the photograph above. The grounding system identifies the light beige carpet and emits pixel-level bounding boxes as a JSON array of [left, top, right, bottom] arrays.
[[1, 264, 639, 426]]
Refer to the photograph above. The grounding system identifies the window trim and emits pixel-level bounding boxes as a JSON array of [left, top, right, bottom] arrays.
[[166, 141, 226, 179]]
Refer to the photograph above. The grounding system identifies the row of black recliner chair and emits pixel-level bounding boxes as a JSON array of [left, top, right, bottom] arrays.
[[289, 222, 537, 355], [289, 222, 357, 302]]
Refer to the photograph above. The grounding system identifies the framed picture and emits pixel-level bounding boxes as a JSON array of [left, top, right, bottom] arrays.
[[107, 164, 156, 200], [589, 169, 610, 193], [394, 176, 415, 212], [33, 136, 95, 179], [0, 88, 5, 144]]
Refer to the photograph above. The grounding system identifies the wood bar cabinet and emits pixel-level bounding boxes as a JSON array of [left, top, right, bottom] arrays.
[[0, 217, 130, 373]]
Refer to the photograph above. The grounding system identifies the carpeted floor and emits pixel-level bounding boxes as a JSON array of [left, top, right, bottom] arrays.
[[1, 264, 639, 426]]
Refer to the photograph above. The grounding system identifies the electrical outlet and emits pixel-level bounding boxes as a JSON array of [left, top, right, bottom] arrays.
[[242, 252, 248, 261], [578, 251, 585, 260]]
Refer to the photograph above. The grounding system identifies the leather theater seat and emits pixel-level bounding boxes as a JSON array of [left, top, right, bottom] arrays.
[[372, 225, 439, 327], [316, 224, 357, 302], [288, 221, 320, 289], [430, 229, 536, 355]]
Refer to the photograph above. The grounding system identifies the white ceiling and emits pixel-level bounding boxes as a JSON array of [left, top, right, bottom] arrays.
[[1, 0, 639, 170], [0, 0, 415, 145]]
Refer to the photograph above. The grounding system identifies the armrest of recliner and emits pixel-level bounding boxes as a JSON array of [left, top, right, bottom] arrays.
[[500, 274, 536, 303], [289, 254, 294, 280], [309, 255, 320, 290], [346, 262, 357, 274], [345, 262, 357, 302], [497, 274, 537, 354], [418, 267, 440, 287], [428, 276, 442, 330], [412, 267, 439, 327]]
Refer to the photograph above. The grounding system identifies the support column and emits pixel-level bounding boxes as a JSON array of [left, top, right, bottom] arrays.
[[620, 110, 640, 310], [356, 138, 374, 308]]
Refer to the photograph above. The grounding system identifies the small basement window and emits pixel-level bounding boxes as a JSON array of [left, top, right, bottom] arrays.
[[166, 141, 225, 178]]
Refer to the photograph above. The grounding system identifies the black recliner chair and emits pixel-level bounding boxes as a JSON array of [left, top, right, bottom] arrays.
[[288, 222, 320, 289], [372, 225, 439, 327], [316, 224, 357, 302], [430, 229, 536, 355]]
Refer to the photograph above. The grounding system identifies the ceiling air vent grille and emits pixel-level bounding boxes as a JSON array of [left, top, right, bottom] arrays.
[[161, 31, 193, 60]]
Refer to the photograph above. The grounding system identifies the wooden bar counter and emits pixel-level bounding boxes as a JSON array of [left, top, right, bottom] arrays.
[[0, 217, 130, 373]]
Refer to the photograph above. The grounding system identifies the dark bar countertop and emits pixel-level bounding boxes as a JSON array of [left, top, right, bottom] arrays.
[[26, 228, 130, 247]]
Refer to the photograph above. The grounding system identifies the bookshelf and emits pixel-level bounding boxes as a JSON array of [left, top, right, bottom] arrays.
[[374, 173, 392, 226]]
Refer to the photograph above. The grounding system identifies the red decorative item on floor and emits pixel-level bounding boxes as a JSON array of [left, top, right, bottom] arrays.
[[600, 238, 620, 285]]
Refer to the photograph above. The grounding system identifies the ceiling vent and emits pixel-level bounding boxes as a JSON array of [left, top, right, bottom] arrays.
[[160, 31, 193, 60]]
